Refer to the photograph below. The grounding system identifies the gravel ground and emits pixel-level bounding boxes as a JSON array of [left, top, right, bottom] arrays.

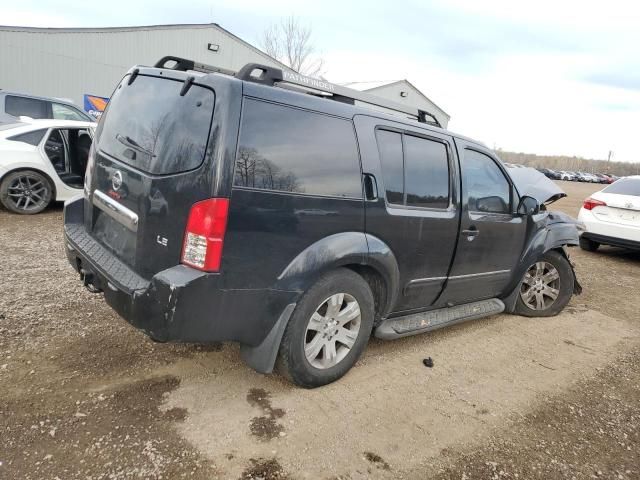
[[0, 181, 638, 479]]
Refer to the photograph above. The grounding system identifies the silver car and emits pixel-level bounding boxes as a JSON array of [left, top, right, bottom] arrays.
[[0, 90, 95, 125]]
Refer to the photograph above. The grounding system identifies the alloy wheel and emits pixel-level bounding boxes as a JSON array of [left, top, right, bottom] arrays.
[[304, 293, 361, 369], [520, 261, 561, 311], [6, 174, 49, 212]]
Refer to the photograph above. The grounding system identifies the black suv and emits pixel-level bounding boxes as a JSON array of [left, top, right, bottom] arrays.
[[64, 57, 581, 387]]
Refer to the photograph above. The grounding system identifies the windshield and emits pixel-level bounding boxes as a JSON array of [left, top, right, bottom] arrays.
[[603, 178, 640, 196], [96, 74, 215, 175]]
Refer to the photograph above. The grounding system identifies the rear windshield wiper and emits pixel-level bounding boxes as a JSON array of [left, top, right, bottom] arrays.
[[116, 134, 156, 158]]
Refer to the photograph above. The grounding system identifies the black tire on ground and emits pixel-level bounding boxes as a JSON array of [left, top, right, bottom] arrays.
[[277, 268, 375, 388], [0, 170, 53, 215], [515, 250, 574, 318], [579, 236, 600, 252]]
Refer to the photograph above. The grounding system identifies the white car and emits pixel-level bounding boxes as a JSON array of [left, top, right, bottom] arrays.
[[0, 119, 95, 214], [578, 176, 640, 251]]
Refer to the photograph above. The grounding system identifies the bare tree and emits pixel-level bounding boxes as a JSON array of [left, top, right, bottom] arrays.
[[260, 16, 325, 77]]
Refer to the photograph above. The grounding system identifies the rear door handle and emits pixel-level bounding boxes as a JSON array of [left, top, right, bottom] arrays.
[[461, 227, 479, 240]]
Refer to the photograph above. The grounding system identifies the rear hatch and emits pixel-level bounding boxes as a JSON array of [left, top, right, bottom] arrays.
[[85, 73, 216, 280]]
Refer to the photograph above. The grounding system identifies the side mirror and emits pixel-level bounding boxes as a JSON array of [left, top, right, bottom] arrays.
[[517, 195, 540, 215]]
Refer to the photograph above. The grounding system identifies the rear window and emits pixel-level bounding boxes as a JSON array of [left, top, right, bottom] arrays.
[[234, 99, 362, 198], [96, 75, 215, 175], [603, 178, 640, 196]]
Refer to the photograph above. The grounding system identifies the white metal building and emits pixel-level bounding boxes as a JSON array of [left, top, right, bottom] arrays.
[[0, 23, 450, 125], [0, 23, 288, 114], [343, 80, 450, 128]]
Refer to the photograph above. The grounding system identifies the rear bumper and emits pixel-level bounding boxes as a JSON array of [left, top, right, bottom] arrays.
[[63, 196, 298, 346], [581, 232, 640, 250], [578, 208, 640, 249]]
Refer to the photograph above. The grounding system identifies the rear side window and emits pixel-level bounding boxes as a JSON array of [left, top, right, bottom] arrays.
[[5, 96, 49, 119], [404, 135, 449, 208], [603, 178, 640, 196], [234, 99, 362, 197], [96, 75, 215, 175], [8, 129, 47, 146], [376, 129, 450, 208], [375, 130, 404, 204], [463, 149, 511, 214]]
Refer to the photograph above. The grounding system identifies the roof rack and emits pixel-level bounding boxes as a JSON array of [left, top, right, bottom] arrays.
[[154, 56, 442, 127]]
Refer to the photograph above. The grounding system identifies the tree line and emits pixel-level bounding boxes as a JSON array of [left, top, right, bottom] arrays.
[[496, 150, 640, 176]]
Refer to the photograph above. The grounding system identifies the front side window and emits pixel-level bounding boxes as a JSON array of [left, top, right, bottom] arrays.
[[52, 103, 88, 121], [5, 96, 49, 119], [234, 99, 362, 197], [463, 149, 511, 214]]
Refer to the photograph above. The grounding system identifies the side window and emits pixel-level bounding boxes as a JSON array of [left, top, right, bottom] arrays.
[[463, 149, 511, 214], [234, 99, 362, 197], [404, 135, 449, 208], [375, 130, 404, 204], [5, 96, 49, 119], [7, 129, 47, 146], [376, 129, 450, 208], [44, 129, 67, 172], [52, 103, 87, 121]]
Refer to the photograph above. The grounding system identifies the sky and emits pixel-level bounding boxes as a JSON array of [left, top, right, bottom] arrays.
[[4, 0, 640, 163]]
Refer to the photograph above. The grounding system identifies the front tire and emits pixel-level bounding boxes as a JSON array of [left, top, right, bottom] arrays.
[[0, 170, 53, 214], [579, 236, 600, 252], [515, 250, 574, 317], [277, 268, 374, 388]]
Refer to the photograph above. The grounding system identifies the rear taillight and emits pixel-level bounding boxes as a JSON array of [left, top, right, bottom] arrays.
[[181, 198, 229, 272], [583, 197, 607, 210]]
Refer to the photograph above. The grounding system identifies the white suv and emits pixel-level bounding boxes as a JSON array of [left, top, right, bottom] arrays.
[[578, 176, 640, 251]]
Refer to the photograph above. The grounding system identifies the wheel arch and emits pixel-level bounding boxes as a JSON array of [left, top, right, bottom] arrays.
[[242, 232, 400, 375], [502, 220, 581, 313], [273, 232, 399, 320]]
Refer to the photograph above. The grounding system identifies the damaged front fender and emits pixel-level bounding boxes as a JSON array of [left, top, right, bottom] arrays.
[[502, 210, 582, 312]]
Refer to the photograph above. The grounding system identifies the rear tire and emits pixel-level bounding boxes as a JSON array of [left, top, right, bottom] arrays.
[[0, 170, 53, 214], [515, 250, 574, 317], [277, 268, 374, 388], [579, 236, 600, 252]]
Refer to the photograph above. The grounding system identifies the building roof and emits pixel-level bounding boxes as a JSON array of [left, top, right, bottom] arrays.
[[341, 79, 449, 119], [0, 23, 290, 71]]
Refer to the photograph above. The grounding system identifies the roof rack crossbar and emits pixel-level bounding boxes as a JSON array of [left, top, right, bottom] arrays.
[[153, 56, 442, 127]]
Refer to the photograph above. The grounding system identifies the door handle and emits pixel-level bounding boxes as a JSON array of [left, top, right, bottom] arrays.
[[461, 227, 479, 240], [363, 173, 378, 201]]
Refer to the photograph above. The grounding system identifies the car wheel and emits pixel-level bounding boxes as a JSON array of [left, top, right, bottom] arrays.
[[579, 236, 600, 252], [277, 268, 374, 388], [515, 250, 574, 317], [0, 170, 53, 214]]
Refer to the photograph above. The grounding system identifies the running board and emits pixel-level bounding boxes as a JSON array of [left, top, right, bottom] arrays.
[[374, 298, 505, 340]]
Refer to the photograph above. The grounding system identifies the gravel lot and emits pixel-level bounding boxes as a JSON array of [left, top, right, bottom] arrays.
[[1, 181, 638, 479]]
